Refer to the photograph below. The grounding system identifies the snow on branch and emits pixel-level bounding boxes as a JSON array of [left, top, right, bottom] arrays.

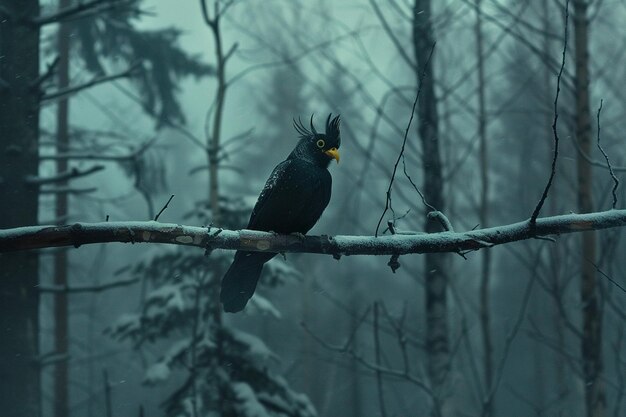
[[1, 210, 626, 255]]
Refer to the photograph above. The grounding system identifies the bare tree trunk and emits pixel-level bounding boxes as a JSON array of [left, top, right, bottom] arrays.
[[349, 291, 362, 417], [0, 2, 41, 416], [413, 1, 449, 414], [540, 0, 568, 406], [201, 3, 231, 413], [103, 369, 112, 417], [208, 16, 225, 226], [473, 2, 493, 415], [301, 266, 312, 381], [573, 2, 605, 416], [54, 1, 71, 415]]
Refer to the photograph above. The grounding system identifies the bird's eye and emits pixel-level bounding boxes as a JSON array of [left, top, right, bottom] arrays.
[[316, 139, 325, 148]]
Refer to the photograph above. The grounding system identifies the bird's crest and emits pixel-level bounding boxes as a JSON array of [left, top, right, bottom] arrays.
[[293, 113, 341, 145], [325, 113, 341, 146]]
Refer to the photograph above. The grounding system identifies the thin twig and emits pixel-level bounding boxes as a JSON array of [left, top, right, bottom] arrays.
[[103, 369, 112, 417], [31, 56, 60, 90], [223, 42, 238, 63], [301, 320, 435, 399], [25, 165, 105, 185], [530, 0, 569, 227], [373, 302, 388, 417], [39, 187, 97, 195], [39, 277, 140, 293], [369, 0, 417, 70], [40, 137, 158, 161], [595, 99, 619, 209], [568, 134, 626, 172], [375, 43, 436, 236], [200, 0, 213, 26], [154, 194, 175, 222], [42, 64, 139, 102], [590, 260, 626, 294], [36, 351, 70, 368], [33, 0, 130, 26], [379, 302, 412, 374], [482, 254, 539, 413], [402, 153, 436, 213], [458, 0, 574, 93]]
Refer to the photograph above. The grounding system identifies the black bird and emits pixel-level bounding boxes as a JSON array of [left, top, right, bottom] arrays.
[[220, 114, 341, 313]]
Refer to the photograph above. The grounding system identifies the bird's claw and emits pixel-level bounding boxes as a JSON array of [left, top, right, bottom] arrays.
[[290, 232, 306, 240]]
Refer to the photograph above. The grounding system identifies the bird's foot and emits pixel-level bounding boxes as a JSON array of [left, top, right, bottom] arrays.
[[290, 232, 306, 240]]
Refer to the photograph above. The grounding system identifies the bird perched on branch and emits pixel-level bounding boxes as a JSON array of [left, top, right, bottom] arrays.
[[220, 114, 341, 313]]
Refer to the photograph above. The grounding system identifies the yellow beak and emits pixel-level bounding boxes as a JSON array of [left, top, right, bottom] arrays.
[[324, 147, 340, 164]]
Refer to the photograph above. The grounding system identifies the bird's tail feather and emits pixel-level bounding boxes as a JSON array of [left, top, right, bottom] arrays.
[[220, 251, 273, 313]]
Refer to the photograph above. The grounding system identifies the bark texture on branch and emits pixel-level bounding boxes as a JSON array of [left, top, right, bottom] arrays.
[[1, 210, 626, 255]]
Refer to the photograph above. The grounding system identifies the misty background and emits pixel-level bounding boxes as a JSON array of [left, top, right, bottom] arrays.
[[1, 0, 626, 416]]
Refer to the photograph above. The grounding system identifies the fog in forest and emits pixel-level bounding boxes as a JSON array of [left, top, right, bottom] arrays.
[[1, 1, 626, 416]]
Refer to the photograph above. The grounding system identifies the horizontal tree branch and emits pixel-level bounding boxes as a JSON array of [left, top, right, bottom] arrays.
[[39, 187, 98, 195], [1, 210, 625, 255], [38, 277, 139, 293], [569, 134, 626, 172], [41, 64, 139, 102], [25, 165, 105, 185], [39, 137, 157, 161], [32, 0, 130, 26], [36, 351, 70, 368]]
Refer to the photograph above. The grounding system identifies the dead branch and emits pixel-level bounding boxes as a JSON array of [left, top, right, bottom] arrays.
[[41, 64, 139, 102], [458, 0, 575, 93], [368, 0, 417, 71], [38, 277, 140, 294], [568, 134, 626, 172], [153, 194, 175, 222], [30, 56, 60, 90], [301, 314, 439, 414], [530, 0, 569, 227], [373, 302, 388, 417], [2, 209, 626, 254], [595, 100, 620, 209], [375, 43, 436, 236], [25, 165, 105, 185], [33, 0, 131, 26], [36, 352, 70, 368], [39, 187, 98, 195], [39, 137, 157, 161]]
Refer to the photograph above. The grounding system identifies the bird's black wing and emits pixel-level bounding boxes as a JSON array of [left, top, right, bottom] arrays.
[[221, 159, 331, 312], [247, 160, 291, 230], [247, 159, 331, 234]]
